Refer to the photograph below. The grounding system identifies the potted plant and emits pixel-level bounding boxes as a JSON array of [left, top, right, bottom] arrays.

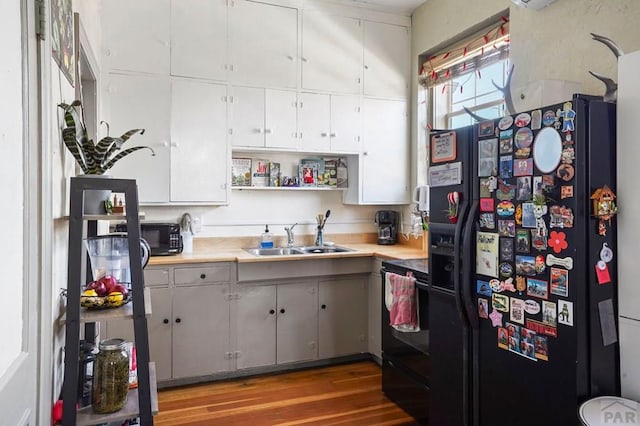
[[58, 100, 155, 213]]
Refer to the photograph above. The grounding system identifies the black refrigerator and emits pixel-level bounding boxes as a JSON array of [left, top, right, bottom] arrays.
[[428, 95, 620, 426]]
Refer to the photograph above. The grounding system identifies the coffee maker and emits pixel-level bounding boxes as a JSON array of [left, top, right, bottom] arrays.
[[375, 210, 399, 245]]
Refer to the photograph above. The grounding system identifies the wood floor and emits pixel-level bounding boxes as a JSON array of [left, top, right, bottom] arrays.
[[155, 361, 416, 425]]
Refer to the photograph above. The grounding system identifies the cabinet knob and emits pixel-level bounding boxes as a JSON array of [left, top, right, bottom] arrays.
[[200, 273, 206, 279], [175, 318, 182, 323], [163, 319, 169, 324], [171, 141, 179, 148], [330, 133, 336, 138], [280, 308, 285, 314], [320, 132, 328, 137], [269, 309, 275, 315], [321, 304, 327, 309]]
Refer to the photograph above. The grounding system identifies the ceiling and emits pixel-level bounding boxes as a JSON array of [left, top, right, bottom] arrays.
[[327, 0, 428, 16]]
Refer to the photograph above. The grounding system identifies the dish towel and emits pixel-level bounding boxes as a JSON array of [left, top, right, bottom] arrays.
[[385, 272, 420, 332]]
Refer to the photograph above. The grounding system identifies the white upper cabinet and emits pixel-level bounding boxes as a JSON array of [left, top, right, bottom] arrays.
[[298, 93, 361, 154], [170, 0, 227, 80], [302, 12, 362, 94], [101, 0, 171, 74], [228, 0, 298, 88], [343, 98, 409, 205], [170, 78, 228, 203], [363, 21, 411, 99], [106, 73, 171, 203], [230, 86, 298, 150]]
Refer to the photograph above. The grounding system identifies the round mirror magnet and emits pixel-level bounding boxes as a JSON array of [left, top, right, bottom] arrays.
[[533, 127, 563, 174]]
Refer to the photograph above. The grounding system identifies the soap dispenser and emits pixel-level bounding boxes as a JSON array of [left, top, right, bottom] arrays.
[[260, 225, 274, 248]]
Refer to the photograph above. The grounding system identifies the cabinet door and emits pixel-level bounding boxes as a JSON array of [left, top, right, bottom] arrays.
[[276, 282, 318, 364], [367, 269, 382, 360], [330, 95, 361, 153], [228, 0, 297, 88], [101, 0, 170, 75], [106, 73, 171, 203], [236, 285, 277, 369], [319, 277, 368, 358], [107, 287, 173, 382], [172, 285, 231, 378], [361, 98, 409, 204], [363, 22, 410, 99], [302, 12, 362, 94], [230, 86, 265, 148], [265, 89, 298, 150], [171, 78, 228, 203], [298, 92, 330, 152], [171, 0, 227, 80]]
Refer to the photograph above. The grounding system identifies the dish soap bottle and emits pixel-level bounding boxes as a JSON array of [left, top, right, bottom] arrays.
[[260, 225, 274, 248]]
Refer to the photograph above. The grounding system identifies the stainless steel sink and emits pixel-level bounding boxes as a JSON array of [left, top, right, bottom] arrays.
[[243, 245, 353, 256], [243, 247, 302, 256]]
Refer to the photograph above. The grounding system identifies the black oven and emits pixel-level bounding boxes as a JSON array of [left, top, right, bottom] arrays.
[[381, 258, 430, 425]]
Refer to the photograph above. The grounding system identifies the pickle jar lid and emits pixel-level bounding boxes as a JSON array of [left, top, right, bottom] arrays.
[[99, 338, 126, 351]]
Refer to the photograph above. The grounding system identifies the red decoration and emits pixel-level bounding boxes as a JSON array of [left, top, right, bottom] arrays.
[[463, 47, 467, 57], [443, 52, 450, 60], [462, 62, 467, 71], [441, 84, 446, 94], [501, 16, 509, 23], [548, 231, 568, 254], [445, 69, 450, 78]]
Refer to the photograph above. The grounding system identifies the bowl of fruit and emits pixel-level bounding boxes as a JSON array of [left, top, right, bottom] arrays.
[[81, 275, 131, 309]]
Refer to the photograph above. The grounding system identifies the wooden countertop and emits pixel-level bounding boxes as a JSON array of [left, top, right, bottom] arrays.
[[148, 239, 427, 266]]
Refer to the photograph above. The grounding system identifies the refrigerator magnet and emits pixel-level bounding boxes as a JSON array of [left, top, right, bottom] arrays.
[[526, 277, 549, 299], [478, 298, 489, 319], [498, 116, 514, 130], [520, 329, 537, 362], [560, 185, 574, 199], [515, 204, 523, 225], [548, 231, 568, 254], [500, 138, 513, 155], [498, 220, 516, 237], [499, 156, 513, 178], [515, 112, 532, 128], [498, 327, 509, 349], [526, 319, 557, 338], [515, 127, 534, 149], [500, 238, 514, 261], [561, 147, 575, 164], [478, 120, 495, 137], [497, 201, 515, 217], [542, 110, 556, 127], [496, 179, 516, 201], [557, 164, 575, 181], [534, 335, 549, 361], [516, 176, 533, 200], [535, 255, 546, 274], [480, 198, 495, 212], [600, 243, 614, 263], [510, 298, 525, 324], [489, 279, 502, 292], [557, 300, 573, 326], [542, 301, 557, 327], [550, 267, 569, 297], [479, 213, 496, 229], [489, 308, 504, 327], [492, 293, 510, 312], [431, 131, 457, 163], [559, 102, 576, 132], [531, 109, 542, 130], [516, 230, 530, 253], [516, 276, 527, 292], [549, 206, 574, 228], [595, 260, 612, 285], [500, 262, 514, 278], [514, 158, 534, 177], [477, 280, 493, 297], [524, 299, 541, 315]]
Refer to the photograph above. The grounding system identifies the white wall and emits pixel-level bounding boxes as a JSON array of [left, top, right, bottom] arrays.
[[0, 0, 25, 379]]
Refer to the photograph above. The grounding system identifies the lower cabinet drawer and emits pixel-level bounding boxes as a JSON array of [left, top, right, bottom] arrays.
[[174, 264, 231, 285], [144, 268, 170, 287]]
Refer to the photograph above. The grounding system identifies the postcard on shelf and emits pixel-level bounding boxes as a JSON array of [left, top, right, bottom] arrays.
[[252, 159, 270, 187], [269, 162, 280, 187], [299, 163, 318, 187], [231, 158, 252, 187], [337, 157, 348, 188], [323, 159, 338, 187], [300, 158, 325, 186]]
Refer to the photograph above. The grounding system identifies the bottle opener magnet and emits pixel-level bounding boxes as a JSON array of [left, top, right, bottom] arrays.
[[600, 243, 614, 263]]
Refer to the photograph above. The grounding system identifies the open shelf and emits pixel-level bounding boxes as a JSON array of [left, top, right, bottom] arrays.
[[60, 287, 152, 325], [63, 213, 146, 221], [232, 186, 345, 191], [75, 362, 158, 426]]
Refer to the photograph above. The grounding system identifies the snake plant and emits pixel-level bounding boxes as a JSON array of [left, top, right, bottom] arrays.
[[58, 100, 155, 175]]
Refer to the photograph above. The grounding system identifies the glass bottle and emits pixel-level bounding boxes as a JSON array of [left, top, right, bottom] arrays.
[[92, 338, 130, 414]]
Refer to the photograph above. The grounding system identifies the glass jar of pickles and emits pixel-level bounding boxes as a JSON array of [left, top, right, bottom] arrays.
[[92, 338, 129, 414]]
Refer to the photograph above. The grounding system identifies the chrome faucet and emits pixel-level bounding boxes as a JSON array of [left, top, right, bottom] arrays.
[[284, 223, 298, 247]]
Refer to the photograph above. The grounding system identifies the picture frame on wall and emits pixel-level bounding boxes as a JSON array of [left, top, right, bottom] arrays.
[[51, 0, 75, 86]]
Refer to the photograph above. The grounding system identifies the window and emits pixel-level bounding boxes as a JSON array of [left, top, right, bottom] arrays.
[[420, 17, 510, 129]]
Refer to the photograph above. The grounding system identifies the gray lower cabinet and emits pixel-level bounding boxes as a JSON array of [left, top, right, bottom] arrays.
[[106, 263, 232, 382], [318, 277, 368, 358], [368, 259, 383, 360], [235, 281, 318, 369]]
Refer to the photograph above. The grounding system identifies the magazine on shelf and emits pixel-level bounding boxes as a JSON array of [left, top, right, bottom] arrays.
[[252, 158, 270, 187], [269, 162, 280, 187], [231, 158, 252, 187]]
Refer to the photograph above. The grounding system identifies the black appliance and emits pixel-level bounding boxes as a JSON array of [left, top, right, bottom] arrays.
[[115, 222, 183, 256], [375, 210, 399, 245], [427, 95, 619, 425], [380, 258, 430, 424]]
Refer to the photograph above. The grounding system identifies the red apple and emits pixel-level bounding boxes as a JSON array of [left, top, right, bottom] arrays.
[[85, 280, 107, 296], [111, 283, 129, 298]]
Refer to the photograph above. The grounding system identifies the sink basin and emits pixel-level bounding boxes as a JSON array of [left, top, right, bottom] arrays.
[[243, 247, 302, 256], [243, 245, 353, 256], [294, 246, 353, 254]]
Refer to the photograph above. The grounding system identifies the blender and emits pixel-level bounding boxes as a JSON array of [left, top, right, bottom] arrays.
[[85, 234, 150, 285]]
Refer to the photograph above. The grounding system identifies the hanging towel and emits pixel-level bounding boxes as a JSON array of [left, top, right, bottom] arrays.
[[385, 272, 420, 332]]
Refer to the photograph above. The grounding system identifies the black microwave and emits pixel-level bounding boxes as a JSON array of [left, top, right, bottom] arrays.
[[115, 222, 183, 256]]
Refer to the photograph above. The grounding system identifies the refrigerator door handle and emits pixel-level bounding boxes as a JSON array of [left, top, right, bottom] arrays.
[[462, 199, 480, 329], [454, 198, 470, 325]]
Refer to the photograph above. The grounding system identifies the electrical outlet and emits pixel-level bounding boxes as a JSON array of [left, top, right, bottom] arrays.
[[192, 216, 202, 233]]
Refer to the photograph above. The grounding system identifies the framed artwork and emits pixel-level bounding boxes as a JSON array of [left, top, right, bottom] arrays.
[[431, 131, 457, 163], [51, 0, 75, 86]]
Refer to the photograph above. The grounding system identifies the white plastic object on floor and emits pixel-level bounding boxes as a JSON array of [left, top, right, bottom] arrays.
[[578, 396, 640, 425]]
